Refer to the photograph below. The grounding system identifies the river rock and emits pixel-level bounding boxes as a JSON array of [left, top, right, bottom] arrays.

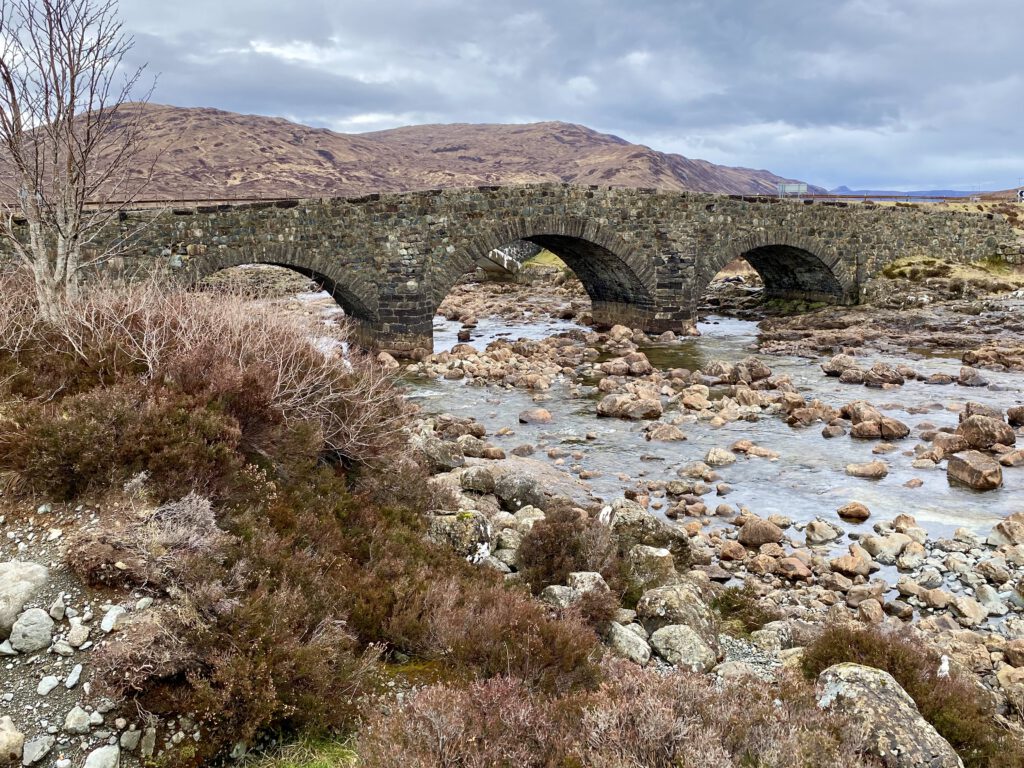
[[947, 451, 1003, 491], [837, 502, 871, 522], [777, 557, 812, 581], [607, 621, 651, 665], [950, 595, 988, 627], [1008, 405, 1024, 427], [862, 533, 911, 565], [0, 716, 23, 764], [816, 663, 963, 767], [830, 544, 875, 577], [0, 561, 49, 637], [704, 447, 735, 466], [645, 423, 686, 442], [737, 517, 784, 547], [864, 362, 905, 387], [597, 393, 663, 420], [958, 366, 988, 387], [956, 415, 1016, 449], [822, 354, 860, 376], [649, 624, 717, 671], [805, 519, 843, 546], [517, 407, 551, 424], [9, 608, 53, 653], [845, 460, 888, 479], [987, 513, 1024, 547]]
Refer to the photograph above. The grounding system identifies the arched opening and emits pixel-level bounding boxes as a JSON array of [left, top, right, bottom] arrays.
[[701, 243, 852, 318], [433, 232, 658, 351]]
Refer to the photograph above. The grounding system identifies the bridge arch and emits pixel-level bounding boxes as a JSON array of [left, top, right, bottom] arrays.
[[434, 216, 659, 330], [699, 230, 858, 306], [184, 248, 380, 323]]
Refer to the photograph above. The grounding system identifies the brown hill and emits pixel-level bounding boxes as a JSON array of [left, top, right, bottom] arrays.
[[111, 104, 822, 200]]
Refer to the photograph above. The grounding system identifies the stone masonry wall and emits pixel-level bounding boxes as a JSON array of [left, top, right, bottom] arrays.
[[3, 184, 1019, 355]]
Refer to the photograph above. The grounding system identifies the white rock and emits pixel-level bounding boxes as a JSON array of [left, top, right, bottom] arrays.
[[83, 744, 120, 768], [0, 561, 49, 636], [64, 705, 91, 734], [9, 608, 54, 653], [20, 734, 53, 765], [37, 675, 59, 696], [100, 606, 127, 634], [65, 664, 83, 689]]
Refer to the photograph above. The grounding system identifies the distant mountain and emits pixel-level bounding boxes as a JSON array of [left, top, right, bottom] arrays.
[[830, 185, 979, 198], [99, 104, 824, 200]]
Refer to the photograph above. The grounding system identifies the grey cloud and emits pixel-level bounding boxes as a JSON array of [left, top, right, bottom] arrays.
[[118, 0, 1024, 189]]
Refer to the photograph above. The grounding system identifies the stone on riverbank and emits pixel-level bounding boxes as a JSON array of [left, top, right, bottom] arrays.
[[816, 663, 963, 768]]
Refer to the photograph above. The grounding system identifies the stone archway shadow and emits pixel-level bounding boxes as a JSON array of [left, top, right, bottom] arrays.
[[433, 215, 659, 330], [698, 229, 858, 306]]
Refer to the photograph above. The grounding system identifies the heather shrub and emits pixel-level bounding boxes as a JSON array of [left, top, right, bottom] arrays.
[[357, 663, 880, 768], [0, 383, 244, 500], [516, 506, 620, 594], [711, 582, 782, 636], [802, 624, 1024, 768]]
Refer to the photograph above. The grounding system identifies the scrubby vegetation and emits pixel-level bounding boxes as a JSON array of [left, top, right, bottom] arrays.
[[355, 663, 880, 768], [0, 274, 601, 763], [802, 624, 1024, 768], [711, 582, 782, 636]]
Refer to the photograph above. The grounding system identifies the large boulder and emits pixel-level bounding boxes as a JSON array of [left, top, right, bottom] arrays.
[[816, 663, 963, 768], [956, 415, 1016, 449], [649, 624, 717, 671], [0, 561, 49, 638], [947, 451, 1003, 491], [493, 471, 546, 511], [608, 498, 690, 566], [597, 393, 663, 420], [635, 582, 716, 646]]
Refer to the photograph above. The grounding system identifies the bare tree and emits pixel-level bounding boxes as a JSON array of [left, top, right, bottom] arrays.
[[0, 0, 154, 319]]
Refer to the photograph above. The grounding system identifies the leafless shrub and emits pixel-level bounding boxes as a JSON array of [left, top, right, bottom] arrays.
[[67, 492, 232, 591], [0, 277, 408, 468]]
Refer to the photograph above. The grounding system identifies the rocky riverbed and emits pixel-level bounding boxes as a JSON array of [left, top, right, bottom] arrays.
[[4, 264, 1024, 766]]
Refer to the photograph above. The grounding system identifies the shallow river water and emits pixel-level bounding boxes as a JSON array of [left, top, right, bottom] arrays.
[[415, 314, 1024, 541]]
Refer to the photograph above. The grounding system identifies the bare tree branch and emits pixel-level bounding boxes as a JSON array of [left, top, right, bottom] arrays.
[[0, 0, 155, 317]]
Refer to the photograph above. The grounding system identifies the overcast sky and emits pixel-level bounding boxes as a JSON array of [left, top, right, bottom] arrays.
[[120, 0, 1023, 191]]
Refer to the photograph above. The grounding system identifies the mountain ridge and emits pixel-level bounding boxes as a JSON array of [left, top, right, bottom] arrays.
[[110, 104, 824, 200]]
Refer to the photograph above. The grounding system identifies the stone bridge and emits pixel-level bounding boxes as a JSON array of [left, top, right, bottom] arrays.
[[86, 184, 1020, 354]]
